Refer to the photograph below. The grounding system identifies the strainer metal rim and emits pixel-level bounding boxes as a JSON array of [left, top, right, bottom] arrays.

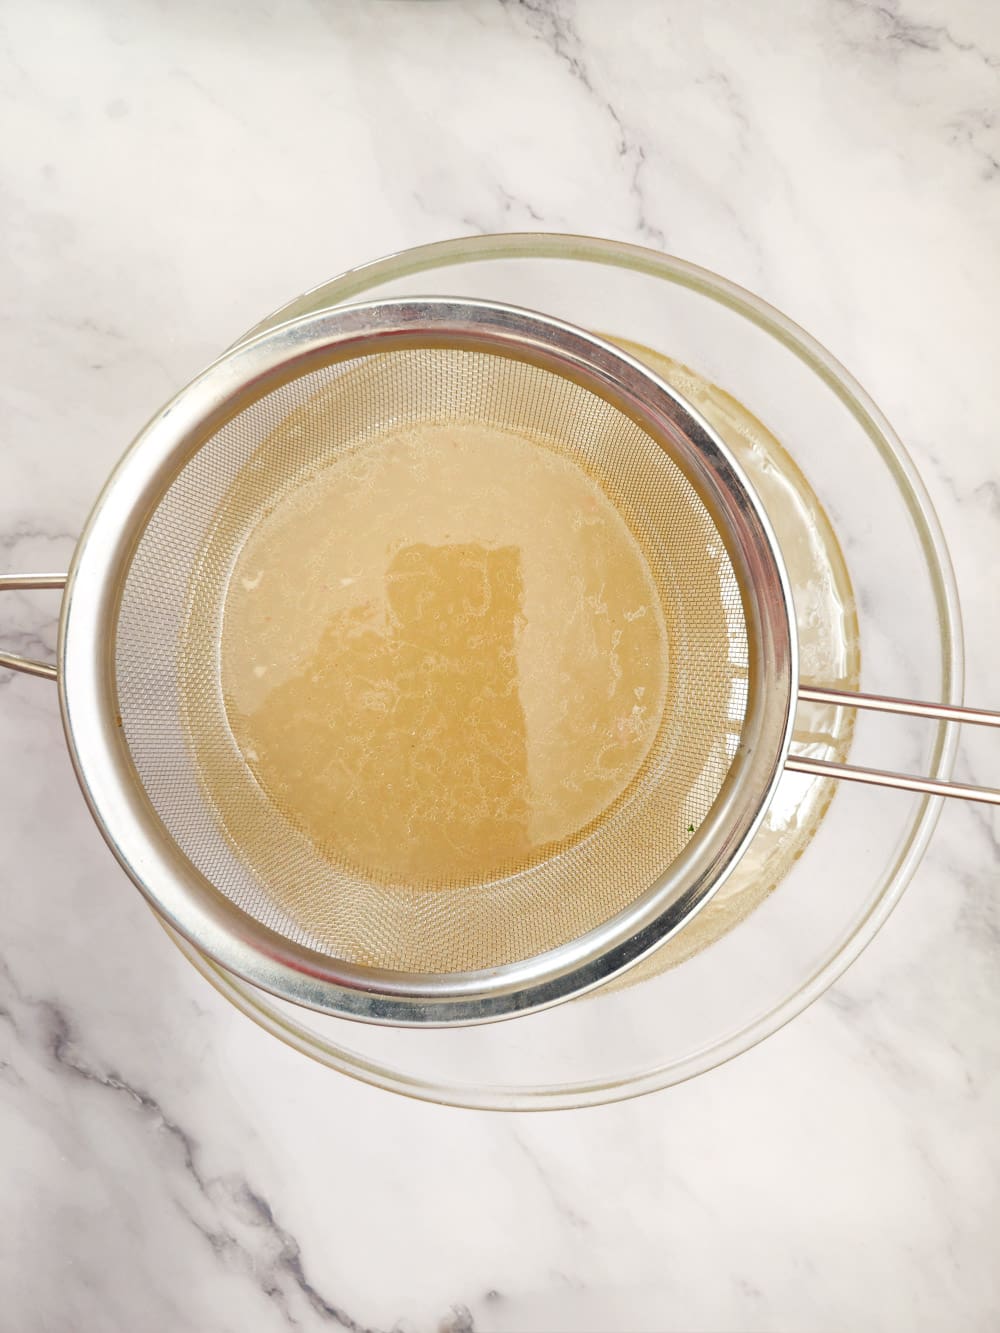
[[58, 298, 797, 1025]]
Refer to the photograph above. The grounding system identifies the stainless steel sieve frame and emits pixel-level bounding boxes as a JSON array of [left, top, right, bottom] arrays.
[[1, 300, 797, 1025]]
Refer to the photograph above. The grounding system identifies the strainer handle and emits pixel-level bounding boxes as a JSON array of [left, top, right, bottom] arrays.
[[0, 573, 66, 681], [788, 685, 1000, 805]]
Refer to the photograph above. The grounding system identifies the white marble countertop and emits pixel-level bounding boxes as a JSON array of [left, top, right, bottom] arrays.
[[2, 2, 999, 1329]]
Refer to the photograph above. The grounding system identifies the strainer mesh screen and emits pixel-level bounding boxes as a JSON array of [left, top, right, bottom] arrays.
[[114, 348, 748, 974]]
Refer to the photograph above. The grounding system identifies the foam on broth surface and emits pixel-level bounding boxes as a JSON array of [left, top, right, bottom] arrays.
[[220, 419, 668, 888]]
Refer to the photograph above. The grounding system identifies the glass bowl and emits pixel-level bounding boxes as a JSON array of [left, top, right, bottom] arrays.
[[169, 234, 961, 1109]]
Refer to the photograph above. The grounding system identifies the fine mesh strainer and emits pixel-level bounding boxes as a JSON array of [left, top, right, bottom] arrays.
[[1, 298, 997, 1026]]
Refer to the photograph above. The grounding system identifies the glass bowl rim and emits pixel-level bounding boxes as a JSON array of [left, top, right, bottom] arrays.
[[175, 231, 963, 1110]]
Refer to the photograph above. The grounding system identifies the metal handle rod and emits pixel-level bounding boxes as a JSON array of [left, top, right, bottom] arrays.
[[798, 684, 1000, 730], [791, 684, 1000, 805], [0, 573, 67, 682], [786, 754, 1000, 805]]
